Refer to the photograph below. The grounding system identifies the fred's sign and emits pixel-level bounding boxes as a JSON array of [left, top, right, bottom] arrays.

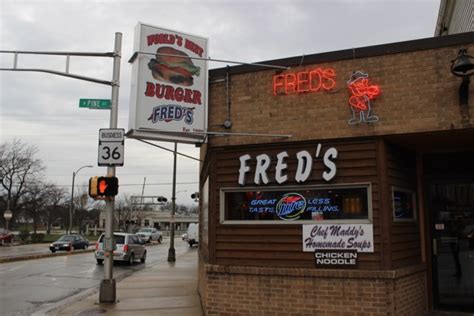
[[128, 23, 208, 143]]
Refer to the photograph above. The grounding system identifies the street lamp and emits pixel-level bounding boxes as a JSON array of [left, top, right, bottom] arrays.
[[451, 48, 474, 106], [69, 165, 93, 234]]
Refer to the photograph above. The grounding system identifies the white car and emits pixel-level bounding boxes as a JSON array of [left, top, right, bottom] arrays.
[[187, 223, 199, 247], [136, 227, 163, 243]]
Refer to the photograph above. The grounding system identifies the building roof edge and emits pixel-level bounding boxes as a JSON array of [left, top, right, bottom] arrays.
[[209, 32, 474, 77]]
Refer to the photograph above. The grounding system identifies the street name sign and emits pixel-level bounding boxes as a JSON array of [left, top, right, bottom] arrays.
[[80, 99, 111, 109], [98, 128, 124, 166]]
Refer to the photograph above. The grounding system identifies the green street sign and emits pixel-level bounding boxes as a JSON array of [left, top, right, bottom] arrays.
[[79, 99, 111, 109]]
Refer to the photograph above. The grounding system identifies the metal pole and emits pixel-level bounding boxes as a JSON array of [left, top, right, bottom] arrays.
[[69, 171, 76, 234], [100, 32, 121, 304], [167, 142, 177, 262], [69, 165, 93, 234], [139, 177, 146, 229], [5, 199, 10, 231]]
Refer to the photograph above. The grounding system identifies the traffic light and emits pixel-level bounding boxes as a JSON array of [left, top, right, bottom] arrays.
[[89, 176, 99, 198], [89, 176, 119, 199], [157, 196, 168, 203]]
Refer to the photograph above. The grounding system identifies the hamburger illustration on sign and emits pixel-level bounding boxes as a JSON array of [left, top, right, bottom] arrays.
[[128, 23, 208, 144], [148, 47, 201, 87]]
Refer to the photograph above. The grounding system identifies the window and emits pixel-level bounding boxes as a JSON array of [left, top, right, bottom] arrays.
[[114, 235, 125, 244], [221, 184, 372, 224], [129, 235, 139, 244], [144, 220, 150, 226], [392, 187, 417, 221]]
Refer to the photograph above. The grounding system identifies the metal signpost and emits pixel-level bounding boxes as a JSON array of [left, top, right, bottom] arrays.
[[100, 33, 122, 303], [0, 32, 122, 303]]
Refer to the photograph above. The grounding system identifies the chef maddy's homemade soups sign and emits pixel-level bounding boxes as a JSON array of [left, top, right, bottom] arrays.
[[303, 224, 374, 253], [128, 23, 208, 143]]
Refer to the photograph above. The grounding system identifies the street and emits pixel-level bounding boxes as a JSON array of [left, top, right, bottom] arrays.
[[0, 238, 190, 315]]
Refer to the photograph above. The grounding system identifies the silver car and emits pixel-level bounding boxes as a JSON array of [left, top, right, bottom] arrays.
[[95, 232, 146, 265], [136, 227, 163, 243]]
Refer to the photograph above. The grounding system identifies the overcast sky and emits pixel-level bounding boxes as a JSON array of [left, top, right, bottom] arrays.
[[0, 0, 441, 205]]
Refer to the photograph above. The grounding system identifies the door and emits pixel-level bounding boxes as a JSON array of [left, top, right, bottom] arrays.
[[429, 182, 474, 311]]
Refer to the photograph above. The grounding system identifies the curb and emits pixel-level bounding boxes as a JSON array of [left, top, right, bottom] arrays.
[[0, 241, 163, 264], [0, 248, 96, 264]]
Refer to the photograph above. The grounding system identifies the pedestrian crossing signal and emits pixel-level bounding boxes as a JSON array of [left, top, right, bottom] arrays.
[[97, 177, 118, 196], [89, 176, 99, 198], [89, 176, 119, 199]]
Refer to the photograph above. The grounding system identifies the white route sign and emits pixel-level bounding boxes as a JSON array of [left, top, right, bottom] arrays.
[[98, 128, 125, 166]]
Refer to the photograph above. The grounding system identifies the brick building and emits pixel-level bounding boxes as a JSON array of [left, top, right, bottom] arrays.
[[197, 32, 474, 315]]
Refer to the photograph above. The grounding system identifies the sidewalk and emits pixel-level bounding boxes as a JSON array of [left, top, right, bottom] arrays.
[[47, 249, 203, 316]]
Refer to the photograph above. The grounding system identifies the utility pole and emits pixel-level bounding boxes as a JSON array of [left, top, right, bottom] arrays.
[[99, 32, 122, 303], [167, 142, 177, 262]]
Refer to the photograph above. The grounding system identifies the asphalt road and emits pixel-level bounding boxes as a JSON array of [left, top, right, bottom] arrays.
[[0, 238, 190, 315]]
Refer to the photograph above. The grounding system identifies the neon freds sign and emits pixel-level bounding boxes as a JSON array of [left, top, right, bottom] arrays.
[[273, 68, 336, 95], [272, 68, 382, 125]]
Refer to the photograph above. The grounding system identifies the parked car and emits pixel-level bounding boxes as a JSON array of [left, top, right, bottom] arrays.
[[136, 227, 163, 243], [187, 223, 199, 247], [0, 229, 14, 245], [95, 232, 146, 265], [49, 234, 89, 252]]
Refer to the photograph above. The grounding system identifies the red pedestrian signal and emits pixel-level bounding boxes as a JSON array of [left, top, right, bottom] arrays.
[[97, 177, 119, 197], [99, 179, 109, 194], [89, 176, 119, 199]]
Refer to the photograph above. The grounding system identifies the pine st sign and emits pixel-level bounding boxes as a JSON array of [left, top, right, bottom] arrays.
[[79, 99, 111, 110], [98, 128, 125, 166], [127, 23, 208, 144]]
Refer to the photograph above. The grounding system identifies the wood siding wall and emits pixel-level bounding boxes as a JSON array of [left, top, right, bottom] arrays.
[[386, 142, 421, 268], [207, 138, 385, 269]]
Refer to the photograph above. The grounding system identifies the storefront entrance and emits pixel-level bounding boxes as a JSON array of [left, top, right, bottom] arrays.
[[425, 154, 474, 312]]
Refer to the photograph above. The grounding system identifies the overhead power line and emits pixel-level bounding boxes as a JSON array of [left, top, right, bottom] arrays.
[[53, 181, 199, 188]]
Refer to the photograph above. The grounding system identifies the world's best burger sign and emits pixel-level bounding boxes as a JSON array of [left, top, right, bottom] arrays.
[[128, 23, 208, 143]]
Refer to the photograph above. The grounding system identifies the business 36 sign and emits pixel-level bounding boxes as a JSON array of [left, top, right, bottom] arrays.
[[98, 128, 124, 166]]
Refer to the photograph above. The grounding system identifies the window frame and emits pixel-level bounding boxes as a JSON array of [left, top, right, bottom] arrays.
[[392, 186, 417, 222], [220, 182, 373, 225]]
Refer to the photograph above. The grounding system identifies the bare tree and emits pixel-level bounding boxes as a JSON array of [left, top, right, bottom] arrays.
[[42, 184, 67, 234], [21, 182, 46, 234], [115, 194, 134, 232], [0, 139, 44, 228], [71, 184, 90, 233]]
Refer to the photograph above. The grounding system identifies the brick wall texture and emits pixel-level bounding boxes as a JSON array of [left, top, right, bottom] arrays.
[[207, 43, 474, 148], [199, 259, 427, 316]]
